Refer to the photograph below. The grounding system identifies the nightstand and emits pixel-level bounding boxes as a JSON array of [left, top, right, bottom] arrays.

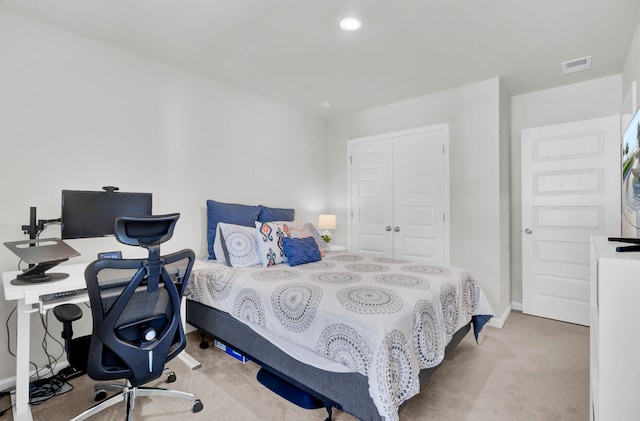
[[327, 244, 346, 252]]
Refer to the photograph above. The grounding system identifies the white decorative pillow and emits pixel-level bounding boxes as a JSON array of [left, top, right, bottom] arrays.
[[286, 221, 331, 253], [303, 222, 332, 253], [255, 221, 288, 267], [213, 226, 227, 265], [218, 222, 261, 268]]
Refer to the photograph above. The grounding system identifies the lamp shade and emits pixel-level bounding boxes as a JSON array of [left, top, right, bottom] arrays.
[[317, 214, 337, 230]]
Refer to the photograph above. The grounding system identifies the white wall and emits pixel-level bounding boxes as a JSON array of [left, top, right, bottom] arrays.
[[0, 10, 328, 381], [510, 75, 622, 303], [327, 78, 511, 318], [622, 20, 640, 109], [499, 80, 512, 314]]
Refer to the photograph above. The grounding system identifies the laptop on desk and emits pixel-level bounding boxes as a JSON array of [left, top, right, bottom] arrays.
[[3, 238, 80, 285]]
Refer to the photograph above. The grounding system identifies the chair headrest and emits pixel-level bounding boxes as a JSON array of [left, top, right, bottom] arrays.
[[114, 213, 180, 248]]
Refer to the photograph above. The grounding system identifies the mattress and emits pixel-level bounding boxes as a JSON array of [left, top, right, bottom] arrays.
[[188, 252, 493, 421]]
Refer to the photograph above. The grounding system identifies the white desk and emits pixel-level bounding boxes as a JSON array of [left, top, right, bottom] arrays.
[[2, 262, 201, 421]]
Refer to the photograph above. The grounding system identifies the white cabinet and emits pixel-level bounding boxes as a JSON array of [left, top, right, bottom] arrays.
[[347, 125, 449, 264], [590, 236, 640, 421]]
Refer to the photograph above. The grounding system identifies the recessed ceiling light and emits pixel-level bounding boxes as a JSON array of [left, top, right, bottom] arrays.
[[321, 101, 333, 109], [339, 15, 362, 31]]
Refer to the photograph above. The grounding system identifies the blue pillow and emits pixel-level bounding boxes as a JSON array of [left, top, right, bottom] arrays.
[[282, 236, 321, 266], [258, 205, 295, 222], [207, 200, 261, 259]]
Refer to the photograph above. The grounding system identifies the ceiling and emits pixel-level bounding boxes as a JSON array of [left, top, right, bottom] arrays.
[[1, 0, 640, 117]]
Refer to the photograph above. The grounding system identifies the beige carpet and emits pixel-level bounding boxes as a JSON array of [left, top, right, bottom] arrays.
[[0, 311, 589, 420]]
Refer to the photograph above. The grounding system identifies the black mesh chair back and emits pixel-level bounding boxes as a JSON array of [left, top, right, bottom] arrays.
[[84, 249, 193, 386], [64, 213, 202, 421]]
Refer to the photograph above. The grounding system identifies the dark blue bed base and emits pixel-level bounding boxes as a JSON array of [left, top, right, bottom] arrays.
[[186, 299, 472, 421]]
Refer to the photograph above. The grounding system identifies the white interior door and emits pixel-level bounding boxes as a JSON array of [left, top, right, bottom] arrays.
[[349, 125, 449, 264], [393, 130, 447, 263], [522, 115, 620, 325], [349, 139, 394, 256]]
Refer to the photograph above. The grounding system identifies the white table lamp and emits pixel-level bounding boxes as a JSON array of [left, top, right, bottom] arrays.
[[317, 214, 336, 243]]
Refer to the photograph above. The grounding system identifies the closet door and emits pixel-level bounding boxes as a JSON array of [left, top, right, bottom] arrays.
[[348, 125, 449, 264], [349, 139, 394, 256], [393, 130, 446, 263]]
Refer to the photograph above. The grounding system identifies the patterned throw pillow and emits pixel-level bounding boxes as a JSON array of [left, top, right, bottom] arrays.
[[282, 237, 321, 266], [255, 221, 288, 267], [270, 220, 304, 238], [218, 222, 261, 268]]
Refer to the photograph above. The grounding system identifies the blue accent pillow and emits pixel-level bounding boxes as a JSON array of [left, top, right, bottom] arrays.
[[282, 236, 321, 266], [207, 200, 261, 259], [258, 205, 295, 222]]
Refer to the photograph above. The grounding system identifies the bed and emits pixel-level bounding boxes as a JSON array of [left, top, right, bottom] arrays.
[[185, 201, 494, 420]]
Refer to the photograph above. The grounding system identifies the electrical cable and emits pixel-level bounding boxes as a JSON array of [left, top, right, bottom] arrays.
[[4, 308, 73, 406], [5, 303, 66, 384], [0, 402, 14, 417], [39, 310, 65, 378], [28, 374, 73, 405], [4, 213, 71, 407], [5, 306, 16, 358], [29, 309, 73, 405]]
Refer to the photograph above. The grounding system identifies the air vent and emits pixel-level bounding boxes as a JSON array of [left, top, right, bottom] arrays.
[[561, 56, 592, 75]]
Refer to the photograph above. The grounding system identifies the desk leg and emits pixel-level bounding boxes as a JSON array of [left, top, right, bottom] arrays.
[[178, 297, 201, 370], [12, 299, 33, 421]]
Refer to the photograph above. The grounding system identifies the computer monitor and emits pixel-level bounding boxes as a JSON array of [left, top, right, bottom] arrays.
[[61, 190, 153, 239], [622, 106, 640, 238]]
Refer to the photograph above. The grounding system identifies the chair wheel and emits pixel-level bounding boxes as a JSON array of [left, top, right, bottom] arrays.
[[166, 372, 177, 383], [94, 389, 107, 401], [191, 399, 203, 413]]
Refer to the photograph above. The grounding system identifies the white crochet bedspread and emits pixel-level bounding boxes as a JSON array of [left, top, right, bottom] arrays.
[[188, 252, 493, 421]]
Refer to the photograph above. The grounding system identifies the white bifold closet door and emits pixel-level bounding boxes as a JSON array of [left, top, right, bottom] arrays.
[[348, 125, 449, 265]]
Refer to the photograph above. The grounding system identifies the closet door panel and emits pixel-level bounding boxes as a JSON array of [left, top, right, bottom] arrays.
[[393, 131, 445, 263], [350, 140, 394, 256]]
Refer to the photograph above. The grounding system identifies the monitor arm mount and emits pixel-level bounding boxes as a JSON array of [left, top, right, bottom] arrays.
[[21, 207, 61, 268], [21, 207, 61, 241]]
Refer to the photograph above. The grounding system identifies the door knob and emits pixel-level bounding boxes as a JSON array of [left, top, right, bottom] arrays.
[[385, 226, 392, 232], [524, 228, 532, 234], [394, 226, 400, 232]]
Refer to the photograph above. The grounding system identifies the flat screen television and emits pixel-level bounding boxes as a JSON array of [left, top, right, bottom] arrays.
[[621, 106, 640, 237], [61, 190, 153, 239]]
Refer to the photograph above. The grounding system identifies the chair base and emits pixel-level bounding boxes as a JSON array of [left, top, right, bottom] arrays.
[[92, 369, 177, 401], [71, 384, 203, 421], [93, 382, 126, 401]]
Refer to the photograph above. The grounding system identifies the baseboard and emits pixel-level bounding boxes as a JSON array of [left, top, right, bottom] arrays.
[[0, 361, 69, 394], [487, 304, 511, 329], [511, 301, 522, 311], [0, 375, 16, 395]]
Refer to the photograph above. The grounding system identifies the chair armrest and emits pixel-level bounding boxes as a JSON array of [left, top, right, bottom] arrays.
[[53, 303, 83, 323]]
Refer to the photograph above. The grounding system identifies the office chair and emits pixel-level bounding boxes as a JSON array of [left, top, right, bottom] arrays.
[[53, 213, 203, 420]]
